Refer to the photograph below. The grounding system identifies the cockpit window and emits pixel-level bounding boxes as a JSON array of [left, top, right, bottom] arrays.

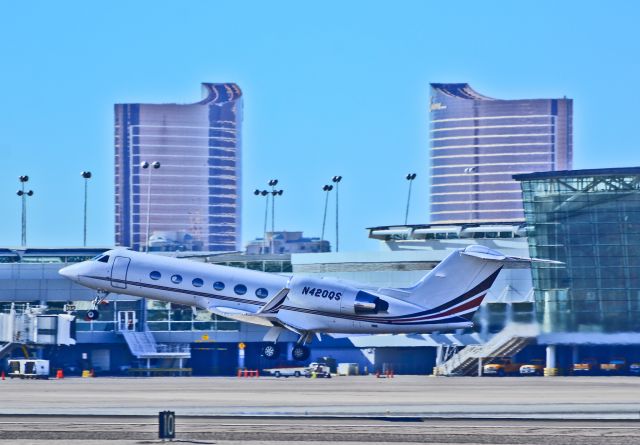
[[97, 255, 109, 263]]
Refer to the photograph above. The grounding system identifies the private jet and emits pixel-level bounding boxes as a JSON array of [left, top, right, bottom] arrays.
[[59, 245, 547, 361]]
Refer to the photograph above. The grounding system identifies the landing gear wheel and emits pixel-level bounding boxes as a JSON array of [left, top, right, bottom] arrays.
[[86, 309, 100, 321], [292, 345, 310, 361], [262, 344, 280, 360]]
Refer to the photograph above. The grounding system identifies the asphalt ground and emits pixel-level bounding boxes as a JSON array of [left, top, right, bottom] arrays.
[[1, 376, 640, 444], [1, 375, 640, 418], [0, 416, 640, 444]]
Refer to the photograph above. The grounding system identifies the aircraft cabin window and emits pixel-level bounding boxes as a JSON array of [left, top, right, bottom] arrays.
[[98, 255, 109, 263], [149, 271, 161, 280], [234, 284, 247, 295], [171, 274, 183, 284], [213, 281, 225, 291], [192, 278, 204, 287], [255, 288, 269, 299]]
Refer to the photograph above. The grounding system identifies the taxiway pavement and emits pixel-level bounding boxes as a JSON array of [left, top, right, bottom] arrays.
[[0, 375, 639, 419]]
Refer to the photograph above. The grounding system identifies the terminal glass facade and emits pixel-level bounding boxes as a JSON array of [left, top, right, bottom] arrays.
[[516, 168, 640, 333], [430, 84, 572, 224]]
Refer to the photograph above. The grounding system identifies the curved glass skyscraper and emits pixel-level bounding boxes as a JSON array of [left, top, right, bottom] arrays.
[[429, 83, 572, 224], [115, 83, 242, 252]]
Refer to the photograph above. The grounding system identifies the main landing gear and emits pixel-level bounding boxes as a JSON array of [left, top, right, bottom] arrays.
[[85, 290, 110, 321], [292, 344, 310, 361], [262, 343, 281, 360], [262, 333, 312, 361]]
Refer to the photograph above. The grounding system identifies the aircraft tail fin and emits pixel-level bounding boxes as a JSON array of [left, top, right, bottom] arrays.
[[398, 245, 549, 319]]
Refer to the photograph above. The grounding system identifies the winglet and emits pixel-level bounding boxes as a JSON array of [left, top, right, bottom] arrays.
[[257, 288, 290, 314]]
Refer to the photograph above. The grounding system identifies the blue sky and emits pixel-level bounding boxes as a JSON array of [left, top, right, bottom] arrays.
[[1, 1, 639, 251]]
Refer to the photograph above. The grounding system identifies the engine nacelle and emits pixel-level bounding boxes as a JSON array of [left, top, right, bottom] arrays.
[[287, 276, 389, 316]]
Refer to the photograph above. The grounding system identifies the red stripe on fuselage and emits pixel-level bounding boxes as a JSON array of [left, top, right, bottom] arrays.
[[388, 294, 486, 323]]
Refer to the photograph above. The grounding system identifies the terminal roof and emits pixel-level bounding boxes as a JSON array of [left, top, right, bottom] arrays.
[[514, 167, 640, 181]]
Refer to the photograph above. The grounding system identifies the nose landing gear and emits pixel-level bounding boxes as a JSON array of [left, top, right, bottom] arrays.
[[85, 290, 110, 321]]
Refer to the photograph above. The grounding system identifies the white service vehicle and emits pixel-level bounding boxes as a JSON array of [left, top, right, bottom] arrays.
[[7, 359, 50, 379], [263, 366, 307, 378]]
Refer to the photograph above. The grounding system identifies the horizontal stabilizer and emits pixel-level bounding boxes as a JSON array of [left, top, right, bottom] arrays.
[[460, 245, 563, 268]]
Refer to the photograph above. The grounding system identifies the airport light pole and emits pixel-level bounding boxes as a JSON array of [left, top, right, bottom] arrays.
[[321, 184, 333, 244], [17, 175, 33, 247], [254, 189, 270, 253], [404, 173, 417, 225], [332, 175, 342, 252], [270, 183, 283, 254], [268, 179, 279, 234], [81, 171, 92, 247], [141, 161, 161, 252]]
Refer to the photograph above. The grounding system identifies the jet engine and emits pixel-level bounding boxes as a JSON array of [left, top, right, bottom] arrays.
[[287, 276, 389, 316]]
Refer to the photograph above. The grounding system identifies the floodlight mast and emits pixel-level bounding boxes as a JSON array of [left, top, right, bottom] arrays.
[[17, 175, 33, 247]]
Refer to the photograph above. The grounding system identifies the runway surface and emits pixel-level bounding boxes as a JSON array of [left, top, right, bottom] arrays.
[[0, 416, 639, 444], [1, 375, 639, 418], [1, 376, 640, 443]]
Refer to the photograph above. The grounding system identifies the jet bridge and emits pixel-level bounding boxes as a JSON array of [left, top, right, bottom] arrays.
[[0, 305, 76, 361]]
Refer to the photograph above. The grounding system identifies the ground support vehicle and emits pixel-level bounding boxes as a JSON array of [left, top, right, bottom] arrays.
[[600, 358, 627, 375], [263, 367, 306, 378], [573, 358, 599, 375], [629, 363, 640, 375], [7, 359, 50, 379], [305, 363, 332, 378], [520, 359, 544, 376], [483, 357, 521, 376]]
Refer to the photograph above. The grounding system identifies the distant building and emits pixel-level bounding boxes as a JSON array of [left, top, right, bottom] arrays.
[[245, 231, 330, 255], [429, 83, 572, 224], [115, 83, 242, 252]]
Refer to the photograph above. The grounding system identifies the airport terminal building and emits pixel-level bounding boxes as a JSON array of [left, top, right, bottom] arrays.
[[0, 223, 534, 376], [2, 168, 640, 375], [513, 167, 640, 369]]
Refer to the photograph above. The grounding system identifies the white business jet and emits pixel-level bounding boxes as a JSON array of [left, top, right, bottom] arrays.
[[59, 245, 545, 361]]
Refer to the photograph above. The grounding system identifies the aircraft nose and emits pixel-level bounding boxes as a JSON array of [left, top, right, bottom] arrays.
[[59, 264, 79, 281]]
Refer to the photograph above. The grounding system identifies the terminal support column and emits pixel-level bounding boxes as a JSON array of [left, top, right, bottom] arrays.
[[435, 345, 444, 367], [545, 345, 557, 376]]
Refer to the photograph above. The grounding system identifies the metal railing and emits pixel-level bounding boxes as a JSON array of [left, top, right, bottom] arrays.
[[436, 323, 539, 376]]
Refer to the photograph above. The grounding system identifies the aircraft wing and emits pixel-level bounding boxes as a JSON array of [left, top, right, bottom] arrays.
[[209, 306, 275, 327], [207, 287, 290, 327]]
